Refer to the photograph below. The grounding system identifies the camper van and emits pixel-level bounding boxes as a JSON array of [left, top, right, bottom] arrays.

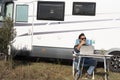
[[0, 0, 120, 72]]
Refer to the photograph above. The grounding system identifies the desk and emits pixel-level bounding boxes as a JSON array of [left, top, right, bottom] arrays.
[[77, 54, 112, 80]]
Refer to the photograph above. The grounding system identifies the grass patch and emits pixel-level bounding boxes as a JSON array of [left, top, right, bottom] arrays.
[[0, 60, 120, 80]]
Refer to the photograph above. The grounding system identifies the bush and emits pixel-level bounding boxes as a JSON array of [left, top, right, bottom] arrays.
[[0, 17, 16, 60]]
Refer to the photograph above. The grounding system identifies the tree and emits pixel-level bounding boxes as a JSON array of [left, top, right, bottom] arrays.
[[0, 17, 16, 61]]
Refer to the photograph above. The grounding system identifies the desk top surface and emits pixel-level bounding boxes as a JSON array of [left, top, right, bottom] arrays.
[[79, 54, 113, 58]]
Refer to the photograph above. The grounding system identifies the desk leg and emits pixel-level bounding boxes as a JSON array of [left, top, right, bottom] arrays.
[[77, 56, 81, 72], [74, 57, 81, 80], [104, 57, 107, 80]]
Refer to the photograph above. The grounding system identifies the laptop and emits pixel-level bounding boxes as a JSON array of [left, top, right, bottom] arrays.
[[80, 45, 95, 55]]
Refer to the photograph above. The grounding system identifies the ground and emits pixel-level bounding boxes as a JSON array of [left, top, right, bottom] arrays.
[[0, 58, 120, 80]]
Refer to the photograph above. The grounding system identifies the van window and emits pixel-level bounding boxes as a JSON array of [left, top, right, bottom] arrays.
[[37, 1, 65, 21], [0, 2, 14, 21], [6, 3, 14, 18], [72, 2, 96, 16], [16, 5, 28, 22]]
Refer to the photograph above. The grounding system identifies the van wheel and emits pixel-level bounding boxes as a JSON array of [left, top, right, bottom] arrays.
[[109, 55, 120, 72]]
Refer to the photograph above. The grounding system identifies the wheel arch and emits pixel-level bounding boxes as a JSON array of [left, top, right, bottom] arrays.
[[106, 48, 120, 55]]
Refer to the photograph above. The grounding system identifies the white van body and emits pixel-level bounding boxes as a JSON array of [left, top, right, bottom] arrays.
[[0, 0, 120, 60]]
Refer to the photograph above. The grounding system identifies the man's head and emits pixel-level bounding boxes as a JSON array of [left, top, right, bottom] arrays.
[[78, 33, 86, 41]]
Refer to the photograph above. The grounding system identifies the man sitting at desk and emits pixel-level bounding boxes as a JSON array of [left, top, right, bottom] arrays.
[[73, 33, 97, 78]]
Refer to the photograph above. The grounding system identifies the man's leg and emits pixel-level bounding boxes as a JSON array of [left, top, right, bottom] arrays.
[[84, 58, 97, 75]]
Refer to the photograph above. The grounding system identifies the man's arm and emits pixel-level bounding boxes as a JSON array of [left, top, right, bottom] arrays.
[[74, 40, 86, 53]]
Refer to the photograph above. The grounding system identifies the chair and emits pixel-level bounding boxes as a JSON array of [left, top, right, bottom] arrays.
[[72, 51, 95, 80]]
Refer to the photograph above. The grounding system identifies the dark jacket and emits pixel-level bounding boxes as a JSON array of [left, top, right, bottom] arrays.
[[74, 44, 80, 53]]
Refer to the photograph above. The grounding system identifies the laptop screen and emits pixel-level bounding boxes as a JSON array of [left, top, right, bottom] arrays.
[[80, 46, 94, 55]]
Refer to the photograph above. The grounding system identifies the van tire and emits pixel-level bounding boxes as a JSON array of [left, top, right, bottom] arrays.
[[109, 51, 120, 72]]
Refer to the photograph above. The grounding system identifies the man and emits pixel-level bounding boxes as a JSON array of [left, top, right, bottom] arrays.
[[73, 33, 97, 79]]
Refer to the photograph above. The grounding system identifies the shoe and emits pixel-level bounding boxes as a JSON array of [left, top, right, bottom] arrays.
[[75, 71, 81, 80], [73, 68, 77, 77], [85, 73, 92, 79]]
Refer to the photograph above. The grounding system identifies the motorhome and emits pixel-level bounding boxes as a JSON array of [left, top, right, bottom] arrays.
[[0, 0, 120, 72]]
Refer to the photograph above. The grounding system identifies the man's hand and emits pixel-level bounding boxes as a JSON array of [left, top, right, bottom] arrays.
[[80, 40, 86, 45]]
